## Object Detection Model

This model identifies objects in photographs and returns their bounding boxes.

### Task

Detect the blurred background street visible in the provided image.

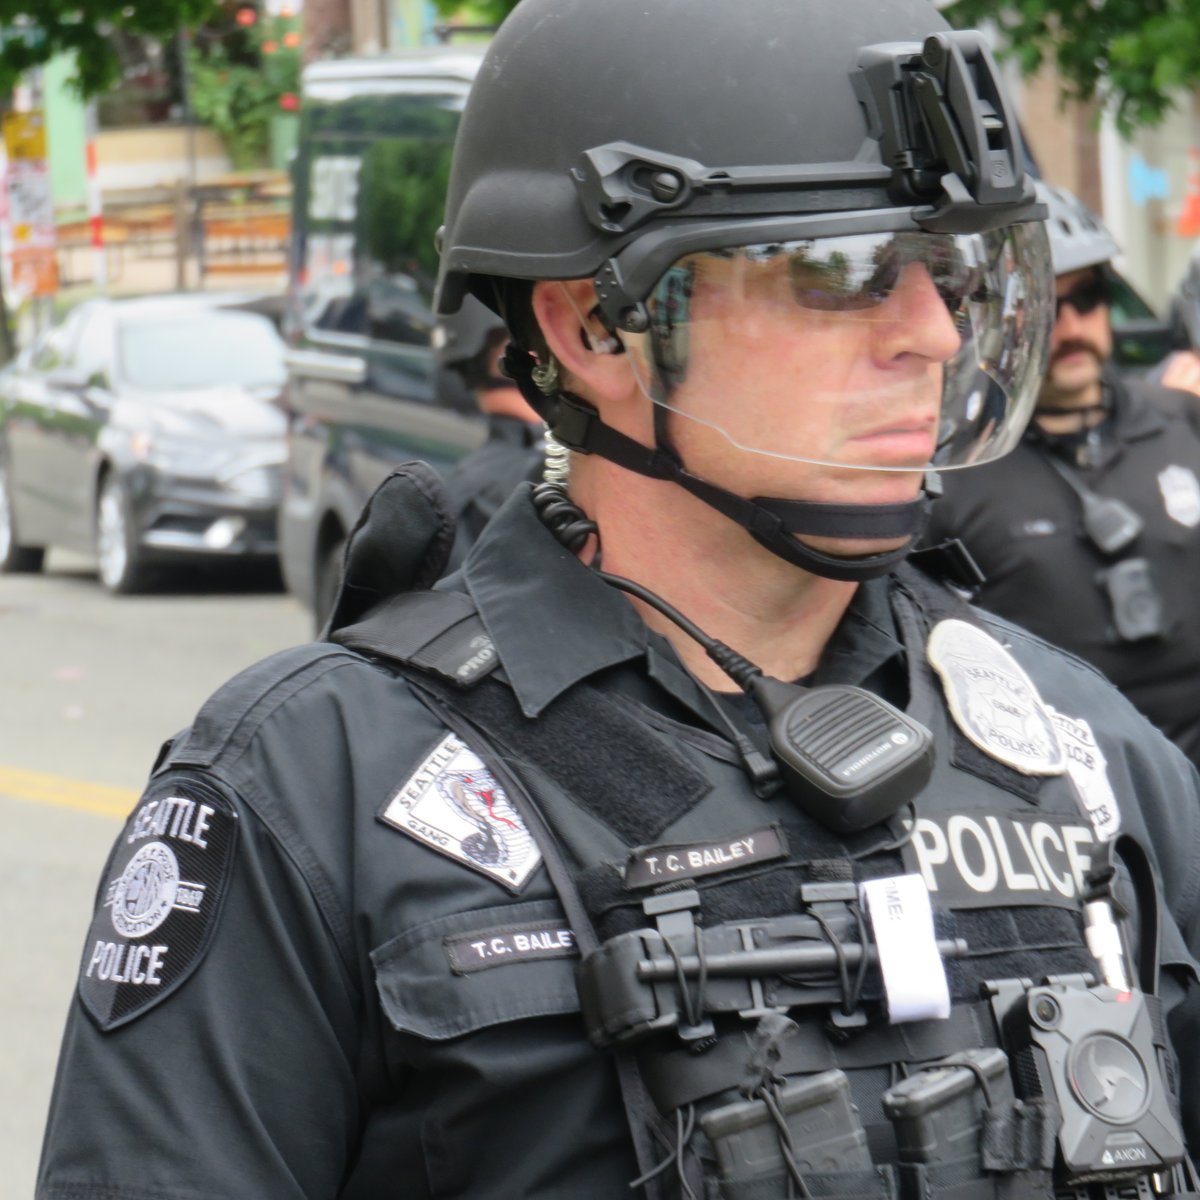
[0,552,308,1198]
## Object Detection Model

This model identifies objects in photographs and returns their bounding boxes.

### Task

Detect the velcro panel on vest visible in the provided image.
[938,907,1096,998]
[719,1164,898,1200]
[439,677,712,845]
[581,828,906,944]
[894,564,1043,805]
[899,1159,1046,1200]
[584,861,823,943]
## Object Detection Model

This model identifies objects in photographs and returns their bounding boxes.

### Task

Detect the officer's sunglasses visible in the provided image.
[1055,276,1110,319]
[788,236,985,317]
[694,231,990,321]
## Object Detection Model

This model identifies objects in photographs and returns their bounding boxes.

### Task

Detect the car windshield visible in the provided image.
[118,310,285,391]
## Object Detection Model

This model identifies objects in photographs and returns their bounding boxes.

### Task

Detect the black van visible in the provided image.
[279,49,488,624]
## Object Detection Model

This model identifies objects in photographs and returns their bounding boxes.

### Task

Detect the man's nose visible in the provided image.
[1053,299,1087,338]
[871,263,963,365]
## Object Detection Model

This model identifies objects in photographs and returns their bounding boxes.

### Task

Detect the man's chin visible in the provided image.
[1045,361,1101,398]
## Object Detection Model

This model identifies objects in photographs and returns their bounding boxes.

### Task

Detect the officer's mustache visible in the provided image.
[1051,338,1103,367]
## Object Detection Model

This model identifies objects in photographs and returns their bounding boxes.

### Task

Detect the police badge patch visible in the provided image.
[79,781,238,1031]
[927,619,1066,776]
[1157,464,1200,528]
[380,732,542,892]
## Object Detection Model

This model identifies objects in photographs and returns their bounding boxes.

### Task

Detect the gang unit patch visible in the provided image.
[1158,464,1200,528]
[79,782,238,1031]
[380,731,541,893]
[927,619,1065,776]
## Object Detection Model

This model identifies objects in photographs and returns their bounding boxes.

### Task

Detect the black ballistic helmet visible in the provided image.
[436,0,1040,328]
[433,294,507,373]
[435,0,1050,581]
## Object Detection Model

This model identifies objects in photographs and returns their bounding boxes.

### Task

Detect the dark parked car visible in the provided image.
[278,49,488,625]
[0,292,288,592]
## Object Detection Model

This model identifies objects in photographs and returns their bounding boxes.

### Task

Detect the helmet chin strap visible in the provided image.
[503,344,930,582]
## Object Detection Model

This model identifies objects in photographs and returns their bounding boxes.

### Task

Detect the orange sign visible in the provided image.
[11,247,58,296]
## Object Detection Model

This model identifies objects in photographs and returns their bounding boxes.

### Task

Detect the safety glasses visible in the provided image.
[702,232,988,319]
[1055,276,1110,319]
[631,221,1055,473]
[788,235,985,317]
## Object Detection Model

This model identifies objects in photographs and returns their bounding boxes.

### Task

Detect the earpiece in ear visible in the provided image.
[581,326,624,355]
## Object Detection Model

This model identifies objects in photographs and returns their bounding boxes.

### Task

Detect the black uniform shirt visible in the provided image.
[929,373,1200,768]
[442,413,545,571]
[37,486,1200,1199]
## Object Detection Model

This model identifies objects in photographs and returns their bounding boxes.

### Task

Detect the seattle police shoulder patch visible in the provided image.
[78,778,238,1031]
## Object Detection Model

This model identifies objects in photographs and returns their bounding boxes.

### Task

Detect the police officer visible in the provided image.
[434,295,546,570]
[929,183,1200,770]
[1152,241,1200,397]
[37,3,1200,1198]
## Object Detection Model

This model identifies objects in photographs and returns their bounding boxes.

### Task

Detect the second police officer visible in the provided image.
[929,183,1200,771]
[37,1,1200,1198]
[433,295,546,571]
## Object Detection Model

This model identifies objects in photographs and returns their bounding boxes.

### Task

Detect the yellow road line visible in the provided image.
[0,766,138,819]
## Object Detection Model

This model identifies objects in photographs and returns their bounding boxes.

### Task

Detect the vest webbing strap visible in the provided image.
[388,663,677,1200]
[638,1001,993,1114]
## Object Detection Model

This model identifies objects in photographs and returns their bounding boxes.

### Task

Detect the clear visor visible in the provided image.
[625,223,1053,472]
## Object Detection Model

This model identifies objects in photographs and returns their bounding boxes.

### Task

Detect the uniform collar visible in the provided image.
[1104,371,1167,443]
[461,490,907,717]
[1030,369,1165,451]
[461,488,648,717]
[485,413,545,447]
[814,575,905,690]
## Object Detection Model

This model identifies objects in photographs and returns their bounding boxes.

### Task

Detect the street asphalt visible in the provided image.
[1,550,310,1199]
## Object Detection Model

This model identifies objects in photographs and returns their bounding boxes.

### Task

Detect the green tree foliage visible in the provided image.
[0,0,217,98]
[946,0,1200,134]
[430,0,516,32]
[187,8,301,169]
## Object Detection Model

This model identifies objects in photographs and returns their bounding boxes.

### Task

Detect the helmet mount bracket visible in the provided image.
[575,32,1042,332]
[854,32,1031,228]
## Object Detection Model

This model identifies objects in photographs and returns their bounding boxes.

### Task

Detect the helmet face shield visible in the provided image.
[625,222,1053,472]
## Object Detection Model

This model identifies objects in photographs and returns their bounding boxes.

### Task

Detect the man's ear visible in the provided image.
[532,280,636,403]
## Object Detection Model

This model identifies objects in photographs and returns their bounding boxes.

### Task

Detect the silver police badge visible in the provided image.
[381,732,542,892]
[927,619,1066,776]
[1157,464,1200,528]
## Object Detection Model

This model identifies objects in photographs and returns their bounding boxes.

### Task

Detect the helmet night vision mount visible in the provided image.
[576,30,1038,336]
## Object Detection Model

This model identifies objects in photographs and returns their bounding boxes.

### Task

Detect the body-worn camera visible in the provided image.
[985,974,1186,1186]
[1098,558,1165,643]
